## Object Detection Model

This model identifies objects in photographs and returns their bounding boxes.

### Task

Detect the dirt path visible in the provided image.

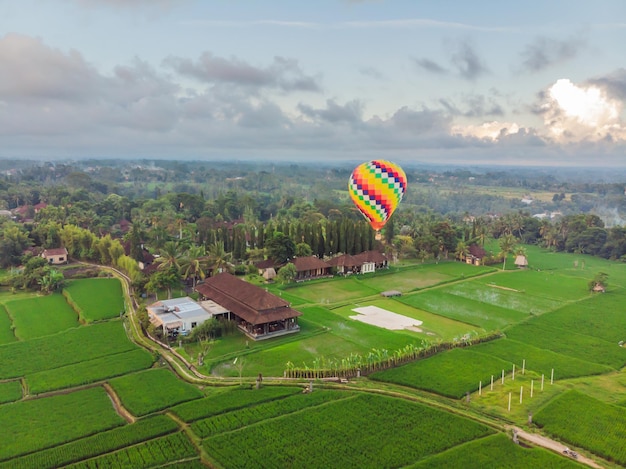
[509,426,603,468]
[103,383,136,424]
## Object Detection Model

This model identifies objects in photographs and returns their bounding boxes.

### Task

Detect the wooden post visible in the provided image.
[551,368,554,384]
[502,369,505,384]
[508,392,511,412]
[522,359,525,375]
[490,375,494,391]
[512,364,515,380]
[479,381,482,396]
[531,379,534,398]
[541,374,544,391]
[520,386,523,404]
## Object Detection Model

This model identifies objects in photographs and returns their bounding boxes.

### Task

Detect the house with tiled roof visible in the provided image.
[196,272,301,340]
[327,254,360,275]
[42,247,69,265]
[289,256,332,281]
[352,250,388,274]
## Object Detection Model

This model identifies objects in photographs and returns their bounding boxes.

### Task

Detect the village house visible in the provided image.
[146,296,220,337]
[290,256,332,281]
[196,272,302,341]
[328,250,389,275]
[41,247,69,265]
[465,244,486,266]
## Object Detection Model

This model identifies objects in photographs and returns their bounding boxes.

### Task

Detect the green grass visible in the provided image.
[108,368,203,416]
[1,414,178,469]
[191,389,352,438]
[0,320,136,379]
[0,380,22,404]
[441,280,563,315]
[5,294,79,340]
[280,277,378,304]
[0,305,16,345]
[410,433,581,468]
[65,431,198,469]
[400,290,526,331]
[504,322,626,370]
[370,348,514,399]
[204,393,494,469]
[170,385,303,422]
[471,338,613,379]
[0,386,126,462]
[26,349,155,394]
[534,390,626,465]
[63,278,125,322]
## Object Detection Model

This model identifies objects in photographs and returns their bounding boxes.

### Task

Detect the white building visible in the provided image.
[147,297,224,336]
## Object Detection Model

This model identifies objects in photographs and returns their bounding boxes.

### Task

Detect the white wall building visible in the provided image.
[147,297,220,335]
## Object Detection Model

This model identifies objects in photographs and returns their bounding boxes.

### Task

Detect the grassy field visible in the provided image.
[5,294,78,340]
[2,246,626,467]
[203,392,495,469]
[63,278,125,322]
[108,368,204,416]
[0,305,16,345]
[0,386,126,462]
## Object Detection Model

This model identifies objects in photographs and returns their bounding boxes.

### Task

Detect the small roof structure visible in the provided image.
[147,296,212,331]
[514,255,528,268]
[196,272,302,326]
[381,290,402,297]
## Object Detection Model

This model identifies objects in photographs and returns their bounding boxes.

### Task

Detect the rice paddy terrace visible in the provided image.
[1,246,625,468]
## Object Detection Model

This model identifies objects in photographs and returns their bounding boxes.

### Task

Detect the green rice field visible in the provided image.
[5,294,78,340]
[63,278,125,322]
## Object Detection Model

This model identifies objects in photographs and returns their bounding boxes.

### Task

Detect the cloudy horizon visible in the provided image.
[1,0,625,166]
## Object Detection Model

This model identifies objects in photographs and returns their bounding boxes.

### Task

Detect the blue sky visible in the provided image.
[1,0,625,166]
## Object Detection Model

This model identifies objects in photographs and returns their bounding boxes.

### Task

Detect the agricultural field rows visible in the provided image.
[62,278,125,323]
[203,393,495,468]
[534,390,626,465]
[0,414,179,469]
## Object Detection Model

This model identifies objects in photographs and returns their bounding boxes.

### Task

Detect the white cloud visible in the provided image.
[451,121,520,140]
[542,78,625,141]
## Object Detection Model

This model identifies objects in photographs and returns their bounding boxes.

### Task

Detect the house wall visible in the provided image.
[362,262,375,274]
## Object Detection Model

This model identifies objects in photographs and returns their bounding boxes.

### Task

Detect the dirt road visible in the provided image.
[510,426,603,468]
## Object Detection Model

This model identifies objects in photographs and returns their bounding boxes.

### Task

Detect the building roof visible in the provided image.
[196,272,301,325]
[147,297,211,327]
[42,247,68,257]
[290,256,331,272]
[514,255,528,266]
[469,244,486,259]
[353,250,387,264]
[327,254,359,268]
[255,259,276,270]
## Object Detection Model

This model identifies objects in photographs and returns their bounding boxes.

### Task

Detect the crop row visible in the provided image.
[171,385,301,423]
[530,292,626,344]
[0,305,16,345]
[534,390,626,465]
[192,389,353,438]
[204,393,494,468]
[370,348,513,398]
[471,338,612,379]
[0,414,178,469]
[505,322,626,369]
[109,368,203,416]
[0,386,125,462]
[6,294,78,340]
[26,348,155,394]
[63,278,124,323]
[0,321,135,378]
[411,433,580,468]
[66,432,198,469]
[0,380,22,404]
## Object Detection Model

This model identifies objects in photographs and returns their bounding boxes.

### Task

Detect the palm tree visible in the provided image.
[207,241,232,274]
[455,240,469,262]
[498,234,517,270]
[181,245,208,288]
[156,241,184,272]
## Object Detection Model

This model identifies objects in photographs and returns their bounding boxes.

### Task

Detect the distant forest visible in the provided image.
[1,159,626,293]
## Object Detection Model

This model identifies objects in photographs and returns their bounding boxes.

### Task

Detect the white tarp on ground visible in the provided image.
[350,305,423,331]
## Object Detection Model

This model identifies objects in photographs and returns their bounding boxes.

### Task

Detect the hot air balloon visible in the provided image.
[348,160,407,232]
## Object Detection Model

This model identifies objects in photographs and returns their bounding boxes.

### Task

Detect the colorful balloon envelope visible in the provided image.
[348,160,407,231]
